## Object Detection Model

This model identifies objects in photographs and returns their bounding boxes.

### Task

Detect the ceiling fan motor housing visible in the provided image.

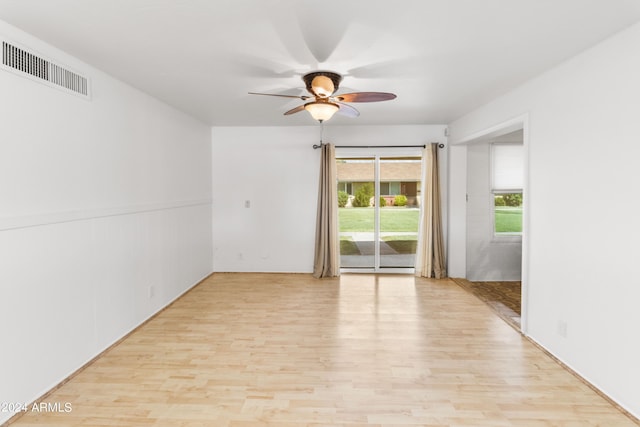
[303,71,342,97]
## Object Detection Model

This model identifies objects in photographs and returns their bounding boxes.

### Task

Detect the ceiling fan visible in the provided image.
[249,71,396,122]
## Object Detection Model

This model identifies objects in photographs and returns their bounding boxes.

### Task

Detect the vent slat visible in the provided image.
[1,41,89,97]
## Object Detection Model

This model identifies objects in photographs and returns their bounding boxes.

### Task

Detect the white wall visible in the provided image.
[211,125,447,272]
[448,21,640,418]
[0,21,213,424]
[466,141,522,281]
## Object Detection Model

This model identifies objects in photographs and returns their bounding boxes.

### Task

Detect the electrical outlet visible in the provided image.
[244,200,251,208]
[149,285,155,299]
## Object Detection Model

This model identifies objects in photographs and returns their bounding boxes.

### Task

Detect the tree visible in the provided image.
[337,191,349,208]
[353,183,374,207]
[502,193,522,207]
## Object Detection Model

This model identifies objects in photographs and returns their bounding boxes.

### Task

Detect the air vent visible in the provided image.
[2,41,90,98]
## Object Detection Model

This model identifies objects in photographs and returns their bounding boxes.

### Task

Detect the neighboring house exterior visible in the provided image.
[336,159,422,206]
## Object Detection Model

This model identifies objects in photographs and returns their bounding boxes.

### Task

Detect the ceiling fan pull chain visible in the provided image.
[312,122,325,149]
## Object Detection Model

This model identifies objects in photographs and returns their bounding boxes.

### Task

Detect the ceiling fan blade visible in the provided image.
[249,92,311,100]
[333,92,397,103]
[284,105,306,115]
[336,102,359,118]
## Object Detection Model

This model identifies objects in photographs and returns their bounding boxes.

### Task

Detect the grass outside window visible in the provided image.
[494,206,523,233]
[338,207,419,232]
[339,208,419,255]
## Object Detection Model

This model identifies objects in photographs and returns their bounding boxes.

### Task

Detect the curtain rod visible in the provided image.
[312,143,444,149]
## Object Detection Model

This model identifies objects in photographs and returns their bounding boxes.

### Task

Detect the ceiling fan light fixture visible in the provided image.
[251,70,394,121]
[305,101,339,122]
[311,75,335,97]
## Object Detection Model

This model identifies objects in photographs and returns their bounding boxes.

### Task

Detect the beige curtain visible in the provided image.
[313,143,340,278]
[415,143,447,278]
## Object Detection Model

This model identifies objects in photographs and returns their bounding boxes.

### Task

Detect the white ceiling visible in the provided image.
[1,0,640,126]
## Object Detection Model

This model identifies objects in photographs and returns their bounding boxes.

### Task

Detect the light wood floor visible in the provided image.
[6,273,638,426]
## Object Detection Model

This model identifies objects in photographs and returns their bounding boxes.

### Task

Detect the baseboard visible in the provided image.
[1,271,215,427]
[524,335,640,425]
[451,277,639,425]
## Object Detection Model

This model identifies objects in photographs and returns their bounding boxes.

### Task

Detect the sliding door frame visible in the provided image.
[337,146,423,274]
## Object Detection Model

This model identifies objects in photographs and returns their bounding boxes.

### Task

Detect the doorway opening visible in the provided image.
[462,126,526,330]
[336,154,422,273]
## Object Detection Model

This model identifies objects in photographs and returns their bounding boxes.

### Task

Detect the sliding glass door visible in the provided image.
[379,157,421,268]
[337,152,422,272]
[337,157,375,269]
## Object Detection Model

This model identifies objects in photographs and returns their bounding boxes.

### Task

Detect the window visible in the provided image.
[380,182,390,195]
[492,143,523,235]
[337,182,353,194]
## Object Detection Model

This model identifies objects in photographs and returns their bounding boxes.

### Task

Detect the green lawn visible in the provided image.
[338,207,419,232]
[340,238,360,255]
[382,238,417,254]
[340,235,417,255]
[495,207,523,233]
